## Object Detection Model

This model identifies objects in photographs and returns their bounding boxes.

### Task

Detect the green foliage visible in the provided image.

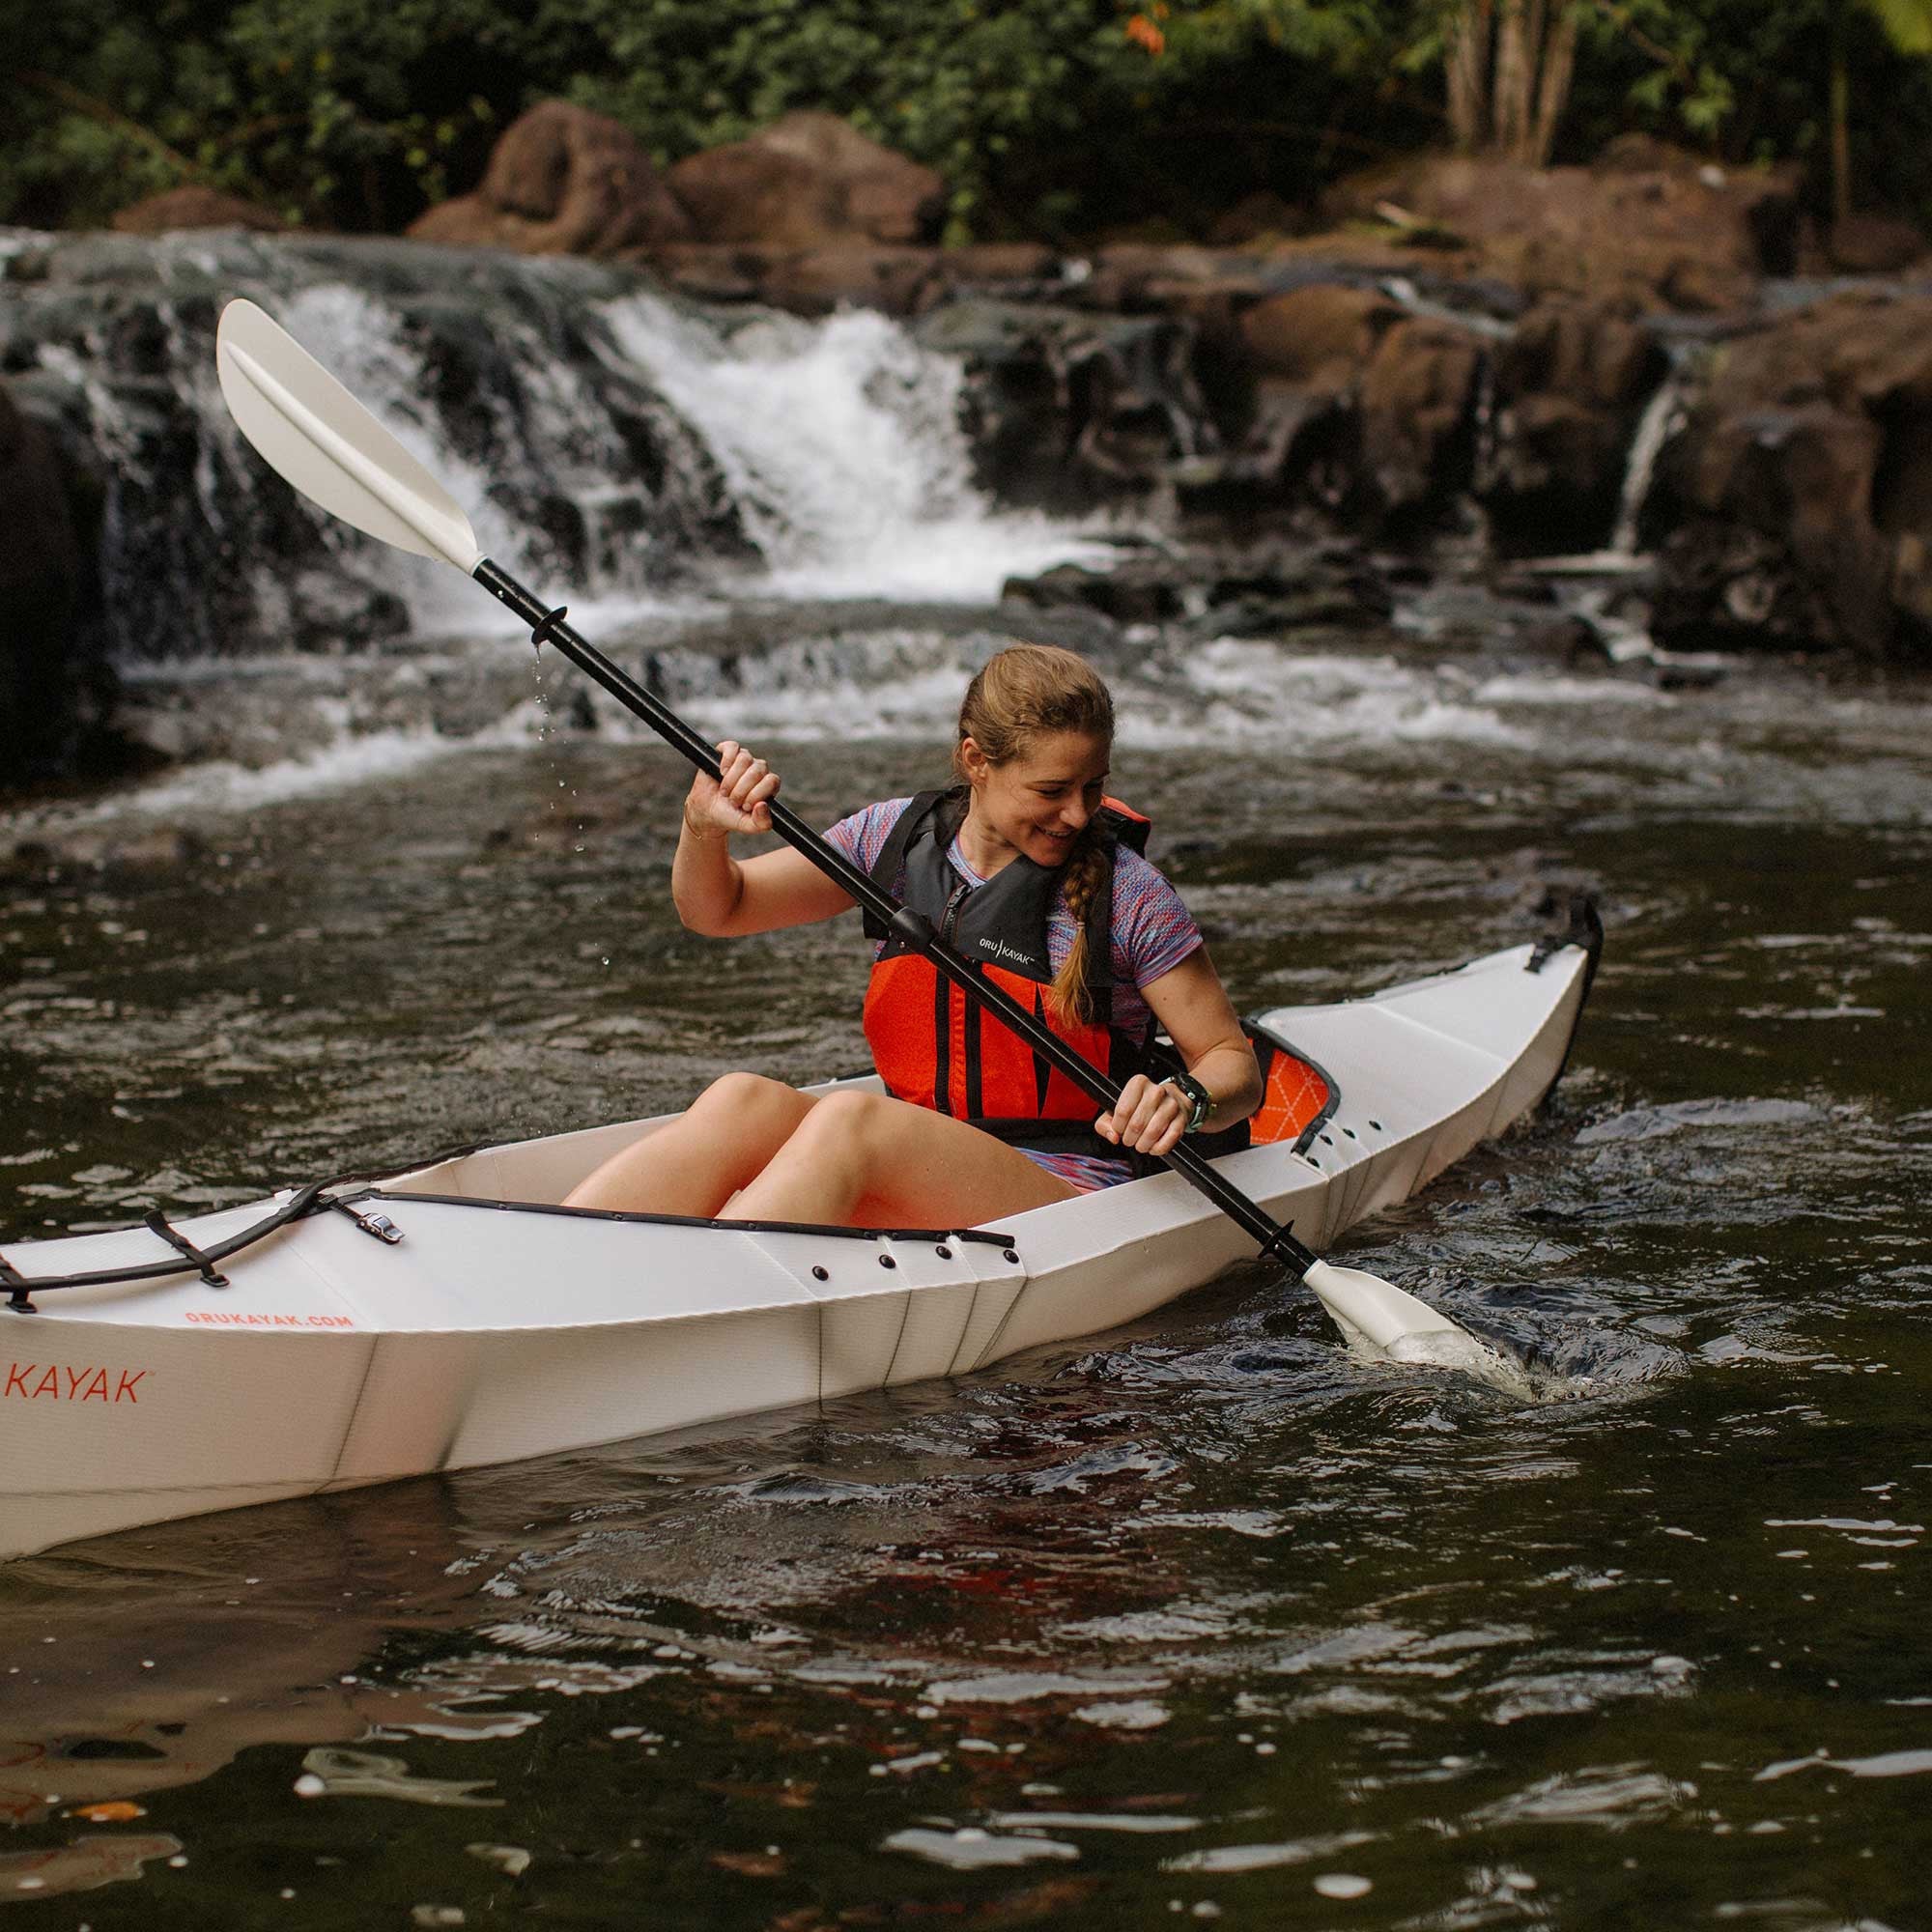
[7,0,1932,239]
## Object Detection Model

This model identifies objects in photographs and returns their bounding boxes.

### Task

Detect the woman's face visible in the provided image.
[961,728,1111,869]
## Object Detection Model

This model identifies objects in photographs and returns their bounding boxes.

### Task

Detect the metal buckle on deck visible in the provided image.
[334,1201,405,1245]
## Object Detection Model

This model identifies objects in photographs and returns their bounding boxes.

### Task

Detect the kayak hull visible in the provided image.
[0,932,1595,1563]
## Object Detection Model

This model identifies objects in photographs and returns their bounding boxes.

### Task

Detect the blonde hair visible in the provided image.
[955,644,1115,1027]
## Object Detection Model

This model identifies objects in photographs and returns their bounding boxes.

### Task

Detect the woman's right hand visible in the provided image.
[684,740,781,839]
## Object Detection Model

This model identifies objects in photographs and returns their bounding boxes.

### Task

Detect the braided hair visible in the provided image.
[955,644,1116,1027]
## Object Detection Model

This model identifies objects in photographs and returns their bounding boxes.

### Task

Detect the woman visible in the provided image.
[564,644,1261,1227]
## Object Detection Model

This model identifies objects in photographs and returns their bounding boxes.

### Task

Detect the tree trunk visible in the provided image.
[1527,6,1578,166]
[1492,0,1530,159]
[1445,0,1493,152]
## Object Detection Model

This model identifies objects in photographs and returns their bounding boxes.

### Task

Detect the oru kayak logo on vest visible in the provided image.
[6,1361,150,1404]
[978,936,1042,972]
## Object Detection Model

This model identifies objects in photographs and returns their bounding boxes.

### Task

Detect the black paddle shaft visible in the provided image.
[473,558,1315,1271]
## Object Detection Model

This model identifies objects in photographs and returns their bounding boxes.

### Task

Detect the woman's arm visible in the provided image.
[1094,946,1262,1158]
[673,741,859,936]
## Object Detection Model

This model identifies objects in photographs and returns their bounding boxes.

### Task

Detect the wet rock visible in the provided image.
[1359,315,1485,522]
[667,112,944,249]
[747,246,948,319]
[409,101,692,257]
[1001,562,1183,623]
[1484,298,1670,554]
[1002,544,1395,639]
[111,186,286,235]
[0,384,123,788]
[1646,291,1932,656]
[1,825,206,882]
[913,300,1215,508]
[285,569,411,655]
[1237,284,1402,386]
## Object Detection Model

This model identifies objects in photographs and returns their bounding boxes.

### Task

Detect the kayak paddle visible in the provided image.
[213,296,1534,1397]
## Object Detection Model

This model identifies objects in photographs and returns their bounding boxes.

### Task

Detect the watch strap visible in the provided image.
[1168,1072,1212,1134]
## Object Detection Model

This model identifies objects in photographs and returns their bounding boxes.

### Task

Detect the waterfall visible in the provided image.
[1607,361,1690,558]
[596,295,1106,601]
[1,232,1106,667]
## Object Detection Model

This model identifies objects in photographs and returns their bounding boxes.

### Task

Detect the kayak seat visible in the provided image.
[1242,1021,1340,1153]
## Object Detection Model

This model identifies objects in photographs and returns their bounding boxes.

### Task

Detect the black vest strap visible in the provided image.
[863,787,1119,1012]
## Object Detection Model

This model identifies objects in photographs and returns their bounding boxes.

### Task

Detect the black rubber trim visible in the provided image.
[344,1188,1017,1249]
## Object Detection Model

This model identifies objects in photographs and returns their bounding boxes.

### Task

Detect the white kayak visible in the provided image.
[0,916,1598,1563]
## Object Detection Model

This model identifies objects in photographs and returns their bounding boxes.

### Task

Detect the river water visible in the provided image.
[2,608,1927,1927]
[3,277,1931,1924]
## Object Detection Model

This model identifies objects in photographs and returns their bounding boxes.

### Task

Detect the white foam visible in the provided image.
[1122,640,1534,751]
[598,296,1113,602]
[71,725,476,818]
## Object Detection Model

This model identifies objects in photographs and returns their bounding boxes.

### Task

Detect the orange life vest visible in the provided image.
[859,788,1153,1155]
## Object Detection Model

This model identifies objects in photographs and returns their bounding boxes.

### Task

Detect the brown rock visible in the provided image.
[1237,284,1402,385]
[111,185,285,234]
[1827,213,1927,275]
[1323,148,1800,312]
[753,246,947,319]
[646,242,775,303]
[408,100,690,257]
[1359,315,1484,512]
[1649,291,1932,654]
[668,112,943,248]
[938,243,1059,285]
[1506,297,1661,412]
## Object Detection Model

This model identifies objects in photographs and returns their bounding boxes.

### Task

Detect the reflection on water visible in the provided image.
[1,617,1929,1924]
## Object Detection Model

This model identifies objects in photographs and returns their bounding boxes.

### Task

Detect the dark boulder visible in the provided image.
[1484,297,1670,554]
[409,101,693,257]
[667,113,944,249]
[913,300,1216,510]
[1647,292,1932,656]
[0,385,120,787]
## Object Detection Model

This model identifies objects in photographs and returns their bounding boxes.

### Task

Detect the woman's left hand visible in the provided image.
[1094,1073,1193,1158]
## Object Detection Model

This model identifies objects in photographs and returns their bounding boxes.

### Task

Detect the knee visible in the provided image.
[692,1071,796,1126]
[781,1089,891,1158]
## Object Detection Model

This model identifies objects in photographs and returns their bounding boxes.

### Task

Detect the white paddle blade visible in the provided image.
[215,298,485,574]
[1302,1259,1535,1400]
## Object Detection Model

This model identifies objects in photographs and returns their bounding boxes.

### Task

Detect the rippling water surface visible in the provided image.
[1,613,1928,1927]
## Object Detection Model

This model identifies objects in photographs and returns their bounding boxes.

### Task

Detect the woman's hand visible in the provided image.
[685,740,780,839]
[1094,1072,1195,1158]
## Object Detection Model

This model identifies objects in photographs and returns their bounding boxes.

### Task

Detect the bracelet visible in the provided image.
[1167,1072,1212,1135]
[682,809,722,841]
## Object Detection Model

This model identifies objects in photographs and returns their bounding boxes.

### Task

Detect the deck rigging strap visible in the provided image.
[143,1210,232,1288]
[0,1137,497,1297]
[0,1249,36,1315]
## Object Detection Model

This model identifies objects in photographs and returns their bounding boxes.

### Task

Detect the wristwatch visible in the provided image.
[1168,1072,1213,1135]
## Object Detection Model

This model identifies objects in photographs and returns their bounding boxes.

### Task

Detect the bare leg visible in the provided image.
[563,1073,816,1215]
[724,1090,1080,1228]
